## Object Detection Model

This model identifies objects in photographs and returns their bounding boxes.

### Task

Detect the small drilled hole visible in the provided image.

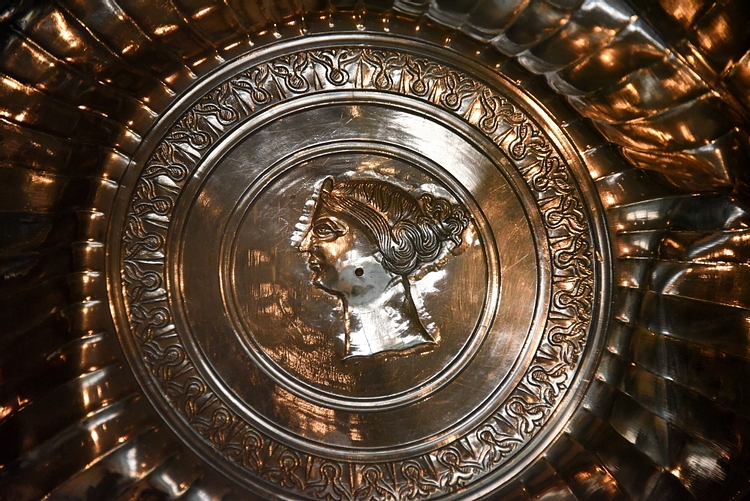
[355,267,364,277]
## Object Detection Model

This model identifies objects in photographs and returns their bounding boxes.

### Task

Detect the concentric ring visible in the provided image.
[111,35,608,497]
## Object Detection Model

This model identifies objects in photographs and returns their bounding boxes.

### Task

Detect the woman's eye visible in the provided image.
[314,224,332,237]
[313,220,344,239]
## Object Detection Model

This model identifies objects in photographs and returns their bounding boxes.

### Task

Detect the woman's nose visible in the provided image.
[299,229,314,251]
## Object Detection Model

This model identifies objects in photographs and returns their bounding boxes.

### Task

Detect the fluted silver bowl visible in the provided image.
[1,1,750,500]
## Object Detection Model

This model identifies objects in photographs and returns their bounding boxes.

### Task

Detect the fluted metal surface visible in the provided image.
[1,0,749,499]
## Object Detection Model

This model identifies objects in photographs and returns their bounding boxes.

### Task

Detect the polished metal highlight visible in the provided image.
[1,1,749,501]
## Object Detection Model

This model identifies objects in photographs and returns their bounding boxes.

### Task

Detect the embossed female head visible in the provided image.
[298,176,469,358]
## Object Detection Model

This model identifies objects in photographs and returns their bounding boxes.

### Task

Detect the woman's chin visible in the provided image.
[311,278,341,296]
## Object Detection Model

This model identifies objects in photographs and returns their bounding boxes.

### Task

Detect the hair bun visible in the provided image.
[419,193,470,247]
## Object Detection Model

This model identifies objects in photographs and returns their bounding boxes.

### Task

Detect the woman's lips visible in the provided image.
[306,256,322,270]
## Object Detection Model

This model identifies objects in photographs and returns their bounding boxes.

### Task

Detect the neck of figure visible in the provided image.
[342,276,433,359]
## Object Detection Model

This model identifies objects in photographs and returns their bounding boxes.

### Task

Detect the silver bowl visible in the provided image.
[1,1,749,500]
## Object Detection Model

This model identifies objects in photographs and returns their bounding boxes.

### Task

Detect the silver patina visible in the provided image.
[3,2,749,501]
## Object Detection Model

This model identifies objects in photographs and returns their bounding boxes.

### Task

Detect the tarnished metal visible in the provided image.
[1,1,749,500]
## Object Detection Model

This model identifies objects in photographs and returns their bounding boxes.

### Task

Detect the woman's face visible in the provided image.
[298,203,383,298]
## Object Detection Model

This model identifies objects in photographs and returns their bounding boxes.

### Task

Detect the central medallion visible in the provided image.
[220,145,499,411]
[111,35,607,499]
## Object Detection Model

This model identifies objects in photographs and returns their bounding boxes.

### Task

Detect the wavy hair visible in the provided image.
[317,177,469,276]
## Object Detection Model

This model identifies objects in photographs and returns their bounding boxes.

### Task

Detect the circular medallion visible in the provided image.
[111,35,608,499]
[222,146,496,409]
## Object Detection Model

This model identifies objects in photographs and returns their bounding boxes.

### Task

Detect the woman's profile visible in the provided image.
[297,176,469,359]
